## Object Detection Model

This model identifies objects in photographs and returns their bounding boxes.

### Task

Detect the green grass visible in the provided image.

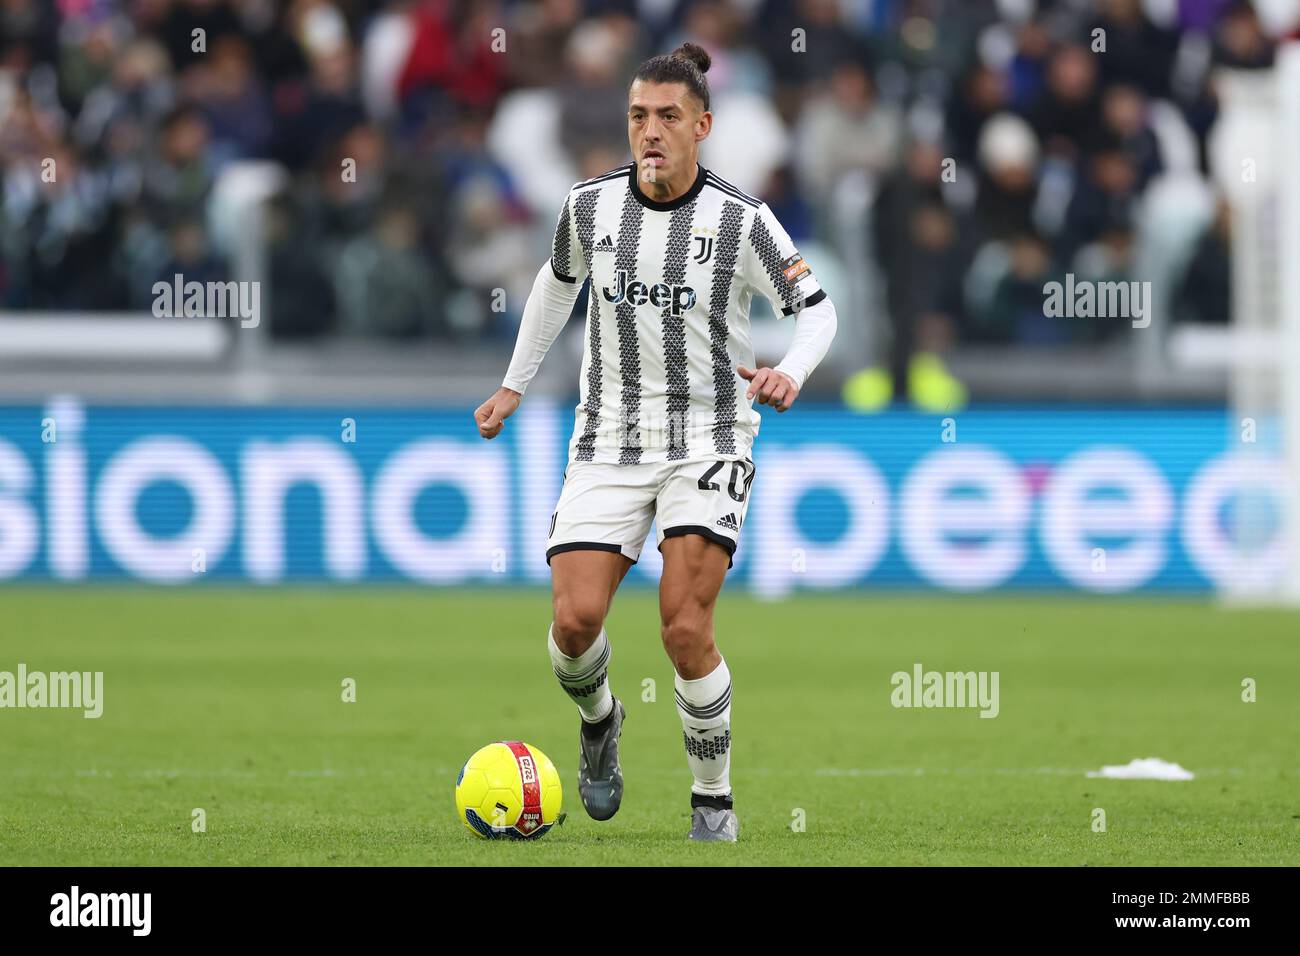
[1,587,1297,865]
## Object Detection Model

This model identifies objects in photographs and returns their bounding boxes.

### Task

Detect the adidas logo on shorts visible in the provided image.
[716,513,739,532]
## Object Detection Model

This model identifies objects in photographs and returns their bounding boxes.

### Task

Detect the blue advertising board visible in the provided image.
[0,399,1288,595]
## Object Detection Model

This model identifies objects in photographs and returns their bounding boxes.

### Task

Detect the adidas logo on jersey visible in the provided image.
[601,269,697,315]
[595,234,615,252]
[716,513,739,532]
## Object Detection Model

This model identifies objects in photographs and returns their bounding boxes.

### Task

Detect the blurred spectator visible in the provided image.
[973,230,1056,345]
[264,192,335,339]
[1098,84,1163,190]
[872,139,965,395]
[759,0,873,115]
[947,63,1010,166]
[506,0,584,90]
[0,0,58,69]
[269,14,365,171]
[1026,44,1103,160]
[760,163,814,244]
[1089,0,1180,97]
[159,0,243,72]
[184,35,273,166]
[668,0,773,98]
[152,216,228,305]
[7,145,125,308]
[1210,0,1276,69]
[335,201,442,339]
[394,0,510,123]
[794,60,900,207]
[443,170,537,341]
[555,18,639,164]
[1058,146,1139,264]
[1174,195,1232,325]
[1071,226,1139,343]
[140,105,216,222]
[974,112,1039,242]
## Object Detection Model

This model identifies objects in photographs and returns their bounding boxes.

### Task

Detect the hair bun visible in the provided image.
[673,42,711,74]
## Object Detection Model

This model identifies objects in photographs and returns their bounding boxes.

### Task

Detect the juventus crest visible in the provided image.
[692,235,714,264]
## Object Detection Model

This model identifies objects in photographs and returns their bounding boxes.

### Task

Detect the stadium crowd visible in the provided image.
[0,0,1292,397]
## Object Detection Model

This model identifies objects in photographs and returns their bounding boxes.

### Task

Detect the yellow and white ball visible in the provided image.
[454,741,563,839]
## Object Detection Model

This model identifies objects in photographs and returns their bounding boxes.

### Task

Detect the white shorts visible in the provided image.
[546,456,756,570]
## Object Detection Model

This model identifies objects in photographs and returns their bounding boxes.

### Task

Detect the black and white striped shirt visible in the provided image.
[547,161,826,466]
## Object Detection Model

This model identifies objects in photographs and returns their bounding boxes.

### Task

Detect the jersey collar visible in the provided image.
[628,161,707,211]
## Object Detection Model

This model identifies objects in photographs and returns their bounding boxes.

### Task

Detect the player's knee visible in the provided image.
[660,612,713,672]
[551,600,605,655]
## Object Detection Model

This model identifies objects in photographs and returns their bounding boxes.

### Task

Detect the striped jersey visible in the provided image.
[549,160,825,466]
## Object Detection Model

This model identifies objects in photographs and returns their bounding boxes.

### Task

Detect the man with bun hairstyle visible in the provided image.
[475,42,837,842]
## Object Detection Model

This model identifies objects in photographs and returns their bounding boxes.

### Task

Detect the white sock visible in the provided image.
[548,623,614,723]
[674,658,732,797]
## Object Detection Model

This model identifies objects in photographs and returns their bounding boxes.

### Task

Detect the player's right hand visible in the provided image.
[474,387,521,439]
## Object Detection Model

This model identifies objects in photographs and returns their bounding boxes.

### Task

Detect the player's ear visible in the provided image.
[696,110,712,141]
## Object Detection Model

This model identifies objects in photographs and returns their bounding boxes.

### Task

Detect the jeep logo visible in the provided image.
[602,269,697,315]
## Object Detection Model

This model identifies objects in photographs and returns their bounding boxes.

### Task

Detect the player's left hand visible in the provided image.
[737,365,798,412]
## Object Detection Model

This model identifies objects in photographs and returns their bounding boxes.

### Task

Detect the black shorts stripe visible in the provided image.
[546,541,634,565]
[659,524,736,569]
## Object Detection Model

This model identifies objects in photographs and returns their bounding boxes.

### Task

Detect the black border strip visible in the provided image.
[546,541,635,565]
[659,524,736,569]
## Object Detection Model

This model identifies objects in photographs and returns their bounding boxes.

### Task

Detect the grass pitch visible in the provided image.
[1,587,1296,866]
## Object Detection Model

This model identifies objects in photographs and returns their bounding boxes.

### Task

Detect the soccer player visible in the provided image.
[474,42,837,842]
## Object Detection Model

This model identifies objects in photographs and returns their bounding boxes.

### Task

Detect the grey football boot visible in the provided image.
[578,697,626,820]
[688,792,738,842]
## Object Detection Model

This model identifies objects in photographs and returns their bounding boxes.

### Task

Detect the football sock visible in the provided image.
[548,623,614,724]
[675,657,732,798]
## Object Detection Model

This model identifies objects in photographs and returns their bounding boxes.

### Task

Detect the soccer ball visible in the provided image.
[454,741,563,839]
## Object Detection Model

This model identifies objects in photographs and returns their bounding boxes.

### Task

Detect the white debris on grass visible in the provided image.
[1086,758,1195,780]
